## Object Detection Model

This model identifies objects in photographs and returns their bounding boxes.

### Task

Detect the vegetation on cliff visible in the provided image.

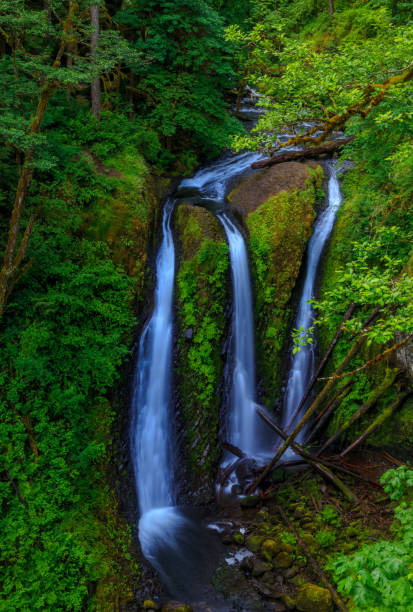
[174,205,229,494]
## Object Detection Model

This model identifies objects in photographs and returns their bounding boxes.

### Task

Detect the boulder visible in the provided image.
[161,602,193,612]
[296,584,333,612]
[246,535,265,552]
[273,551,293,570]
[143,601,160,610]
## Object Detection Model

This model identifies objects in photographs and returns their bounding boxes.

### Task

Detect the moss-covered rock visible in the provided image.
[174,204,229,498]
[161,602,193,612]
[296,583,333,612]
[229,162,323,405]
[82,149,166,308]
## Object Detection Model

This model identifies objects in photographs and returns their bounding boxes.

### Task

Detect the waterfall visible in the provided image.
[283,162,343,439]
[218,213,273,459]
[130,199,213,598]
[218,214,257,455]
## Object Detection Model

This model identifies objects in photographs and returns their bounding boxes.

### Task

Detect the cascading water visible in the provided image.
[131,200,208,597]
[180,152,274,462]
[283,161,343,440]
[218,214,257,456]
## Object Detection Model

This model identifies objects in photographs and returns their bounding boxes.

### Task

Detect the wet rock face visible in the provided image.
[296,584,333,612]
[173,204,229,501]
[227,161,319,218]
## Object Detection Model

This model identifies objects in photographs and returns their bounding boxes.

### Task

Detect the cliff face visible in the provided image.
[228,162,324,407]
[173,204,229,500]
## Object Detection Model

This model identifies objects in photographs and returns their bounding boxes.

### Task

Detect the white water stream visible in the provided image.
[283,161,343,439]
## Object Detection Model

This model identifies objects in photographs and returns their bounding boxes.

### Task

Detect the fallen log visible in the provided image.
[285,303,356,433]
[340,391,411,457]
[306,381,352,443]
[276,504,348,612]
[316,369,399,456]
[222,441,245,459]
[256,408,357,503]
[248,333,367,494]
[251,137,355,169]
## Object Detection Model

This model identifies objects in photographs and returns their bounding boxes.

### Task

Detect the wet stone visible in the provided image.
[296,583,333,612]
[252,559,272,577]
[161,602,193,612]
[240,495,261,508]
[273,551,293,569]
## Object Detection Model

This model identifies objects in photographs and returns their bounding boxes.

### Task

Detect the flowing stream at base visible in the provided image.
[283,161,343,441]
[130,151,343,599]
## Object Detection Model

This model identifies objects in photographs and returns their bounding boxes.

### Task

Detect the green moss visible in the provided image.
[174,205,229,492]
[317,165,412,447]
[80,149,166,309]
[247,177,319,405]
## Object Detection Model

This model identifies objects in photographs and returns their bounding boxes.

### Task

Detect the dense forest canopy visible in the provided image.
[0,0,412,610]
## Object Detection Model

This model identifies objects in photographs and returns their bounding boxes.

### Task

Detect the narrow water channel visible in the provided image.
[282,161,343,440]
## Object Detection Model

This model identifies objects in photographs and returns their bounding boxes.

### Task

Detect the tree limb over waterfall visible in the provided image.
[251,138,354,169]
[252,62,413,169]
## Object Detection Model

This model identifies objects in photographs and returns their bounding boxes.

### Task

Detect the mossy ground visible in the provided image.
[174,204,229,497]
[213,455,396,611]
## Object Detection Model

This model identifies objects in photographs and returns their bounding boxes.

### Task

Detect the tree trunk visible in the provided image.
[329,0,334,18]
[251,137,354,169]
[90,4,101,120]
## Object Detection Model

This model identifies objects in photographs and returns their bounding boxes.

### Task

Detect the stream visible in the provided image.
[130,146,343,603]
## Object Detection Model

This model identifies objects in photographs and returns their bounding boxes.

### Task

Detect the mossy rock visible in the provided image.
[161,602,193,612]
[273,551,293,569]
[173,204,229,498]
[301,533,318,552]
[296,584,333,612]
[246,535,265,552]
[261,538,279,559]
[227,161,322,218]
[143,601,160,610]
[240,162,323,405]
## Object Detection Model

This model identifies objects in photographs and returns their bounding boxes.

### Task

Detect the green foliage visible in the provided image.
[330,495,413,612]
[381,466,413,501]
[175,208,229,483]
[0,145,152,609]
[116,0,244,161]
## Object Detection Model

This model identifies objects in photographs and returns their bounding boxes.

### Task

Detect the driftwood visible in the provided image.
[248,332,367,494]
[251,138,354,169]
[285,303,356,434]
[222,441,245,459]
[276,504,348,612]
[319,333,413,382]
[257,408,357,502]
[316,369,399,456]
[340,391,411,457]
[307,382,352,443]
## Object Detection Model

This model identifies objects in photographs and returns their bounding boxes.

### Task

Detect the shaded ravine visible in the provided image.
[130,153,344,602]
[282,161,343,440]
